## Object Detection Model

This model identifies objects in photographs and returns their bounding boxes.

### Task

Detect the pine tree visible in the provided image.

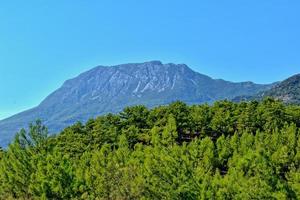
[162,114,178,145]
[0,100,300,199]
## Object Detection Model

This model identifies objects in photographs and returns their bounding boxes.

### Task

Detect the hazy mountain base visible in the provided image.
[1,99,300,199]
[0,61,273,147]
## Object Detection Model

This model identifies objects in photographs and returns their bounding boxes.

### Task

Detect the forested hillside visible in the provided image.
[1,98,300,199]
[234,74,300,104]
[260,74,300,104]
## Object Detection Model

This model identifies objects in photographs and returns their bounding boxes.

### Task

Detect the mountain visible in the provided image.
[234,74,300,104]
[260,74,300,104]
[0,61,273,147]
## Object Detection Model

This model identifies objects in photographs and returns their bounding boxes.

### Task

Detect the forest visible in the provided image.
[0,98,300,199]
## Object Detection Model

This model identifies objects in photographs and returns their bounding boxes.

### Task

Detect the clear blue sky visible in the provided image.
[0,0,300,120]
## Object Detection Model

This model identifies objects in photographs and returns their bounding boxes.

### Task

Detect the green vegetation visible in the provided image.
[1,98,300,199]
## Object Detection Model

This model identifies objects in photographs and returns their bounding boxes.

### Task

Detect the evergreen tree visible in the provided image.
[0,99,300,199]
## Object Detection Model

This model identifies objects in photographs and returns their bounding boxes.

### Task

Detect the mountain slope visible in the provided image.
[0,61,272,147]
[257,74,300,103]
[233,74,300,104]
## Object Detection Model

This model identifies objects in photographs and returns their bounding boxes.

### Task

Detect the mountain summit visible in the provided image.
[0,61,272,147]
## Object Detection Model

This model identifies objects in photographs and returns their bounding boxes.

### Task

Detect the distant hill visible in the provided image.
[234,74,300,104]
[261,74,300,104]
[0,61,273,147]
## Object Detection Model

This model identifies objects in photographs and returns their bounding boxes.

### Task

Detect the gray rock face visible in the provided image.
[0,61,272,147]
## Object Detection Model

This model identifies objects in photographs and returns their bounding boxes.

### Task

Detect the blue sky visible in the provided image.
[0,0,300,119]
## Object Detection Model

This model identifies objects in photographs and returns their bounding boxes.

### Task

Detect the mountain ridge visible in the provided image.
[0,61,273,147]
[262,74,300,103]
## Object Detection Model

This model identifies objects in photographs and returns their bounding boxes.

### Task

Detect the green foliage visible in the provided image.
[0,147,3,160]
[1,99,300,199]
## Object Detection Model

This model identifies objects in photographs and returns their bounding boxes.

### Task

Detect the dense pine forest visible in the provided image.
[1,98,300,199]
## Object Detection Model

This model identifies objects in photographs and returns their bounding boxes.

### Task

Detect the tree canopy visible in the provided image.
[1,99,300,199]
